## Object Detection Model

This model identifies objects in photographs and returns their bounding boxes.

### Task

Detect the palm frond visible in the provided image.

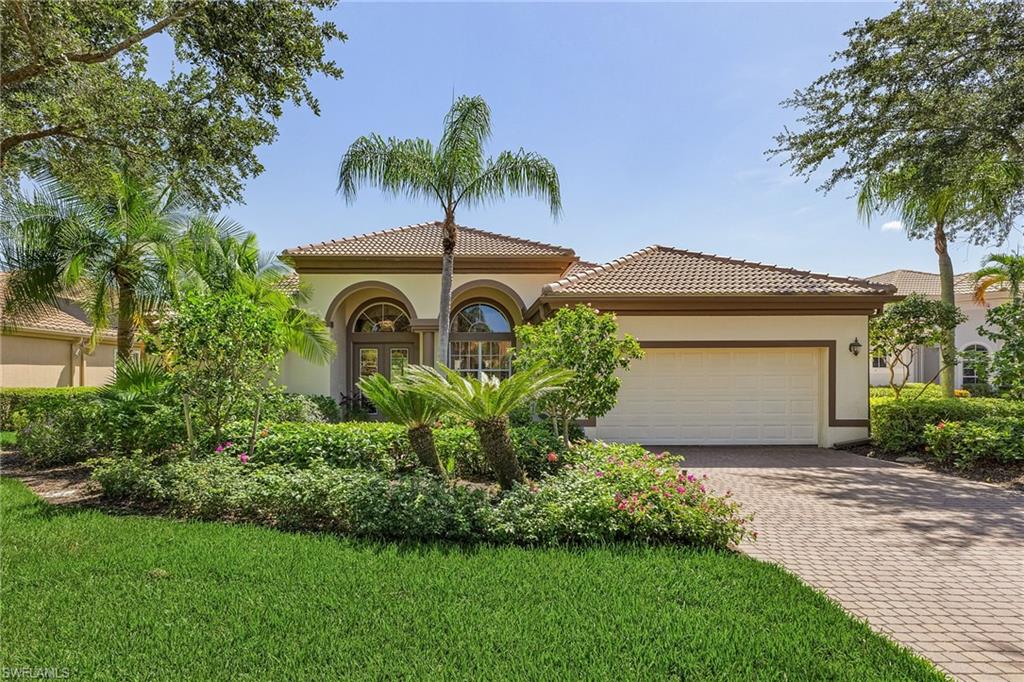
[457,150,562,218]
[338,134,442,204]
[357,373,442,427]
[97,355,169,404]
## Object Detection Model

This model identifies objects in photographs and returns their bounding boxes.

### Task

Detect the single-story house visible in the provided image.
[866,269,1009,390]
[0,272,120,388]
[281,222,897,447]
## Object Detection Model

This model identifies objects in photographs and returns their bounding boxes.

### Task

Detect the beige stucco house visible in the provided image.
[0,273,119,388]
[281,222,897,447]
[866,269,1010,390]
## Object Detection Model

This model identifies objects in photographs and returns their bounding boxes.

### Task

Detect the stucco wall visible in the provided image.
[607,315,870,446]
[0,334,118,388]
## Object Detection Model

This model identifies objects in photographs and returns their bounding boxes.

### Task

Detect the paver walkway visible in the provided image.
[674,447,1024,681]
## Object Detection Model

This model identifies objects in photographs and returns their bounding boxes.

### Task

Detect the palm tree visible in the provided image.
[858,159,1019,396]
[403,363,572,489]
[176,216,335,365]
[973,252,1024,304]
[0,170,187,359]
[357,373,445,477]
[337,96,562,367]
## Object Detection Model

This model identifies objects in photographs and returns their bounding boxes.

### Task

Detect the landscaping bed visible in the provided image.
[0,478,942,681]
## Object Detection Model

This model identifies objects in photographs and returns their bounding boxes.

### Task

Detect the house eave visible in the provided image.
[287,254,577,275]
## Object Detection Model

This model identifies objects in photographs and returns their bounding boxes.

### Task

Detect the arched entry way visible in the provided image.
[347,299,419,413]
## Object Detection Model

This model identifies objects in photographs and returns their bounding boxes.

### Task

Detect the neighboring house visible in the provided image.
[0,272,121,388]
[281,222,897,447]
[866,269,1010,390]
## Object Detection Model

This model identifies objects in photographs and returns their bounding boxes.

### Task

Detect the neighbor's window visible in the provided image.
[871,355,887,369]
[961,344,988,384]
[449,302,513,379]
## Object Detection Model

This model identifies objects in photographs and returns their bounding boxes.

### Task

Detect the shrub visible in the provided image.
[488,443,752,548]
[871,397,1024,453]
[923,417,1024,468]
[257,393,339,424]
[868,383,945,400]
[90,442,753,549]
[0,387,98,426]
[221,421,569,479]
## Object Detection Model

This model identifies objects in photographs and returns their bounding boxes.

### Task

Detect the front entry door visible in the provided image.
[353,343,413,415]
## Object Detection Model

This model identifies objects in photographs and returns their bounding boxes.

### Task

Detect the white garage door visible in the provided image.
[594,347,821,445]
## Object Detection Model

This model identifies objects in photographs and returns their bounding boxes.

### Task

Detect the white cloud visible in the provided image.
[881,220,903,231]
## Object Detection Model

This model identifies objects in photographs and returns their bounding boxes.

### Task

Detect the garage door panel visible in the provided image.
[595,348,821,445]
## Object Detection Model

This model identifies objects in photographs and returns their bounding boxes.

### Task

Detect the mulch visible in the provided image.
[0,450,104,506]
[844,443,1024,492]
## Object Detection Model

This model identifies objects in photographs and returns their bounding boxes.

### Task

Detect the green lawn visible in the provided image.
[0,431,15,447]
[0,479,940,681]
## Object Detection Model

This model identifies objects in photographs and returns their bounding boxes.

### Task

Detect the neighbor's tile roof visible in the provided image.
[544,246,896,296]
[0,272,114,338]
[867,269,982,296]
[283,221,575,258]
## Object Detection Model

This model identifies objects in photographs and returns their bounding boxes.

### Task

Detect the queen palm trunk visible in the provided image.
[934,219,956,397]
[116,284,138,361]
[408,424,444,477]
[436,214,456,369]
[475,415,526,489]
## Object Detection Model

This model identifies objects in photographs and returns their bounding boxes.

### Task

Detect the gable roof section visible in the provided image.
[867,269,985,297]
[0,272,114,339]
[283,221,574,258]
[544,246,896,297]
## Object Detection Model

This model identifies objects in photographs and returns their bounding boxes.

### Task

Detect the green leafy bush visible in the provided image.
[923,417,1024,468]
[868,383,945,400]
[871,397,1024,453]
[90,442,753,549]
[221,421,569,478]
[256,393,340,424]
[0,387,98,426]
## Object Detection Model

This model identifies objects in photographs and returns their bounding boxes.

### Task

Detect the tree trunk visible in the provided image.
[116,285,137,361]
[475,416,526,490]
[934,220,956,397]
[437,212,457,369]
[408,424,445,478]
[247,394,263,459]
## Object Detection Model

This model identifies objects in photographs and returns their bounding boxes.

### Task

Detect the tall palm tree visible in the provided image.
[176,215,335,365]
[973,252,1024,304]
[403,363,572,489]
[337,96,562,366]
[0,170,187,359]
[858,160,1019,396]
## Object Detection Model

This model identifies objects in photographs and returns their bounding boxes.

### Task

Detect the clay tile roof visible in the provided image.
[0,272,114,338]
[282,221,575,258]
[543,246,896,297]
[867,269,985,296]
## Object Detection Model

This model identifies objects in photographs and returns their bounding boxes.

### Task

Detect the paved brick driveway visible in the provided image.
[674,446,1023,682]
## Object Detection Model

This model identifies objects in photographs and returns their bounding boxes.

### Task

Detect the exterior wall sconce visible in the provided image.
[849,337,863,356]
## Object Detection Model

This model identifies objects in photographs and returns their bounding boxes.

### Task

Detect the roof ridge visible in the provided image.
[648,245,897,294]
[543,245,659,293]
[282,221,575,257]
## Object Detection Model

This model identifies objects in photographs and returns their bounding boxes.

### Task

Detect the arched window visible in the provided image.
[352,301,410,333]
[449,302,514,379]
[961,344,989,384]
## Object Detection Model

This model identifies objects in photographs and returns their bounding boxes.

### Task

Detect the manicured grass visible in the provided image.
[0,479,940,681]
[0,431,15,447]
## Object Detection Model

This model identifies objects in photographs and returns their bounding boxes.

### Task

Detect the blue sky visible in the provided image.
[180,2,1022,278]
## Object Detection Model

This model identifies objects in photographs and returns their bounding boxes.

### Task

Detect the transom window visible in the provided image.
[449,302,514,379]
[353,302,410,333]
[961,344,988,384]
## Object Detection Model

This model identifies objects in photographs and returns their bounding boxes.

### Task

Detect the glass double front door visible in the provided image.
[354,344,412,414]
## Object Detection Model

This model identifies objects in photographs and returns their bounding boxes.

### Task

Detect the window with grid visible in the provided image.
[871,355,887,369]
[449,303,514,379]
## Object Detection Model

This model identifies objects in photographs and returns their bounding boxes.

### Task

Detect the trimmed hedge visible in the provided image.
[221,421,567,478]
[924,417,1024,468]
[0,387,98,426]
[871,397,1024,454]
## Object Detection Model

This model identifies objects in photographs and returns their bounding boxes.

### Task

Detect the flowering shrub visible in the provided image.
[489,443,752,548]
[923,417,1024,468]
[871,397,1024,453]
[91,442,753,550]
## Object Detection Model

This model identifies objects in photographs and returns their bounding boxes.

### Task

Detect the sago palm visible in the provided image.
[0,170,187,359]
[973,252,1024,304]
[403,364,572,489]
[357,372,445,477]
[338,95,562,366]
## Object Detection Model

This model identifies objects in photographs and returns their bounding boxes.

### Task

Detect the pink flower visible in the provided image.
[699,485,706,493]
[937,422,946,429]
[238,453,249,463]
[547,452,558,463]
[594,470,604,478]
[676,486,685,494]
[214,445,224,454]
